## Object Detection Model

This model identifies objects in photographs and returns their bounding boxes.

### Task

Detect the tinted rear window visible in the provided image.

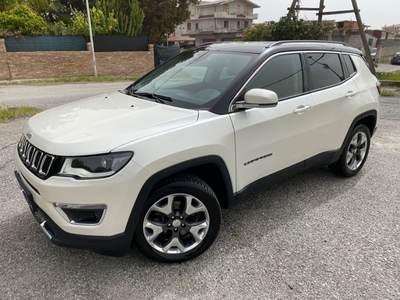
[307,53,344,90]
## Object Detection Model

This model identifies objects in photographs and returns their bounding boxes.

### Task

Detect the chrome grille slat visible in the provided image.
[31,150,43,172]
[17,135,56,179]
[38,155,54,178]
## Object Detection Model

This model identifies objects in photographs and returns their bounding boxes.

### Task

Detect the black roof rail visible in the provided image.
[269,40,350,48]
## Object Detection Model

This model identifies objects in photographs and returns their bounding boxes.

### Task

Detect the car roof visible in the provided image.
[198,41,362,55]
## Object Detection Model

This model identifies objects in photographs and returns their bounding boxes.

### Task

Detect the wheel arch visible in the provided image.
[124,156,235,234]
[341,110,377,151]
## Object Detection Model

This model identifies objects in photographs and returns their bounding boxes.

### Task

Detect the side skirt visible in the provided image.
[231,150,341,206]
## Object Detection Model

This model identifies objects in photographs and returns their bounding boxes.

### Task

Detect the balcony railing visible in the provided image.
[190,12,258,20]
[182,27,248,35]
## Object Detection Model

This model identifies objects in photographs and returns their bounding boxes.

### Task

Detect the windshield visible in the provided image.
[130,48,255,110]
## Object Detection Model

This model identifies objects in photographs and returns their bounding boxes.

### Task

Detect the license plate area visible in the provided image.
[14,171,53,238]
[14,171,36,211]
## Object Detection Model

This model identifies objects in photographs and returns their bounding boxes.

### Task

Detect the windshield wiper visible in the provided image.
[130,91,173,104]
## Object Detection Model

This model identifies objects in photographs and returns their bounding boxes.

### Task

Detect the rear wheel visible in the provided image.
[134,175,221,263]
[329,124,371,177]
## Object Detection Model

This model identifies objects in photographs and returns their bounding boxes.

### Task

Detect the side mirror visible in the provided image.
[233,89,278,110]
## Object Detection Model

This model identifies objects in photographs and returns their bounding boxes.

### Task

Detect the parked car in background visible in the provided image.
[14,41,381,263]
[370,47,377,60]
[391,52,400,65]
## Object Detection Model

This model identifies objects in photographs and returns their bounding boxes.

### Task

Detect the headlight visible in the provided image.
[59,152,133,179]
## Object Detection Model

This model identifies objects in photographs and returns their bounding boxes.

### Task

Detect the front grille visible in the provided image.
[17,135,57,179]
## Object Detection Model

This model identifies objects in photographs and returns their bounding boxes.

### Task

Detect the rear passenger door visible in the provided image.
[306,52,361,158]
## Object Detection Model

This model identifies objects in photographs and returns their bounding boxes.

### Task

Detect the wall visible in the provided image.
[0,39,10,79]
[331,30,377,50]
[0,39,154,80]
[376,39,400,63]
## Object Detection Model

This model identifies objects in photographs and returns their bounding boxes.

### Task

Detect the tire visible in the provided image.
[329,124,371,177]
[134,174,221,263]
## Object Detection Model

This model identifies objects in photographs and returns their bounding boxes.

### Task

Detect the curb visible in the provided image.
[380,80,400,87]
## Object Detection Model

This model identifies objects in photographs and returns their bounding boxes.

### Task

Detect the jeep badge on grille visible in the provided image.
[26,132,33,139]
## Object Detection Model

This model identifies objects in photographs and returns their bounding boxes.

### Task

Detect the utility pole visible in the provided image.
[86,0,97,77]
[351,0,376,75]
[318,0,325,24]
[287,0,297,18]
[289,0,376,74]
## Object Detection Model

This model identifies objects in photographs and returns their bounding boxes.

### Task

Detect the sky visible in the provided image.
[251,0,400,30]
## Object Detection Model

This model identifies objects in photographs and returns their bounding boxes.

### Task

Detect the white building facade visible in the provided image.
[382,24,400,35]
[176,0,260,45]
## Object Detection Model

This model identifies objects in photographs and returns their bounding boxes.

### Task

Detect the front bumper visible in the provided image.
[14,141,152,252]
[14,170,134,252]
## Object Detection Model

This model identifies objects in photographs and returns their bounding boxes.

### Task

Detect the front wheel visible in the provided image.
[329,124,371,177]
[134,175,221,263]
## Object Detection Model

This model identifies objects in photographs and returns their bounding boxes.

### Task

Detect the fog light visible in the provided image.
[54,204,106,225]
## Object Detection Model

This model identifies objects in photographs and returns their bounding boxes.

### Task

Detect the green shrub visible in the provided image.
[69,6,118,35]
[48,20,70,35]
[241,17,332,41]
[380,89,396,97]
[0,4,49,36]
[377,71,400,81]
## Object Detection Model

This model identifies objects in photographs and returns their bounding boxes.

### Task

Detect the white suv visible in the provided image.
[15,41,380,262]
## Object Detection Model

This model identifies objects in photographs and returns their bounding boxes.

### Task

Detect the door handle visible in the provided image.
[293,105,311,115]
[345,91,357,97]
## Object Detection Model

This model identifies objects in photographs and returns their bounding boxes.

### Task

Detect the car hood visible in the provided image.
[24,92,199,156]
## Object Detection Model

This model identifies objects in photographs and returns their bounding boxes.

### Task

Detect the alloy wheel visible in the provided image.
[346,131,368,171]
[143,193,210,254]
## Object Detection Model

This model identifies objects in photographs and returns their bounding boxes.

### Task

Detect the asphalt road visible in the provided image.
[0,83,399,300]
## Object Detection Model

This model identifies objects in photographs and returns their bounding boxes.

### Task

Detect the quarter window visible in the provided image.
[246,54,304,99]
[307,53,344,90]
[343,54,357,77]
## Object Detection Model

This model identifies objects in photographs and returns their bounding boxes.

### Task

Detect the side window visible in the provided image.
[307,53,344,90]
[246,54,304,99]
[343,54,357,77]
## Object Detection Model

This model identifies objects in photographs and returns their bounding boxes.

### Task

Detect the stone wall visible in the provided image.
[0,39,154,80]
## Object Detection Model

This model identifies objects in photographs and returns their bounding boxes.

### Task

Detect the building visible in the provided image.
[332,20,377,50]
[382,24,400,35]
[176,0,260,45]
[366,30,396,41]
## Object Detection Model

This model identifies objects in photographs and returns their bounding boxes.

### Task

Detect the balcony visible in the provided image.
[190,12,258,20]
[181,26,248,35]
[247,13,258,19]
[214,12,258,19]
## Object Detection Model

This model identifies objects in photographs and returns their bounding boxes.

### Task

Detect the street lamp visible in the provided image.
[85,0,97,77]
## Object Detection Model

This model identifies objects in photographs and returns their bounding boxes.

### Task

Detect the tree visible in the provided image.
[0,3,49,35]
[241,17,332,41]
[0,0,13,12]
[69,5,117,35]
[138,0,199,45]
[57,0,95,23]
[96,0,144,36]
[58,0,95,12]
[25,0,64,23]
[240,22,271,41]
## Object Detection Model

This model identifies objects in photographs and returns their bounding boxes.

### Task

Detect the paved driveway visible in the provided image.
[0,83,399,299]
